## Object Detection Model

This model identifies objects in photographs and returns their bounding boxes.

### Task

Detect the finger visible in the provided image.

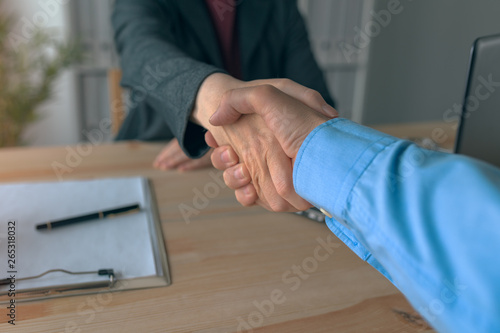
[259,175,296,212]
[205,131,219,148]
[255,198,272,211]
[211,146,239,170]
[270,79,338,118]
[210,85,283,126]
[210,86,328,159]
[153,139,189,170]
[250,149,297,213]
[245,78,338,118]
[177,152,213,172]
[235,184,258,207]
[267,149,312,212]
[223,163,251,190]
[210,84,324,127]
[264,145,311,212]
[157,149,190,170]
[153,140,177,168]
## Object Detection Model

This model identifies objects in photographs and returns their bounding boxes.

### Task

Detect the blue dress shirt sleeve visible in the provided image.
[293,118,500,333]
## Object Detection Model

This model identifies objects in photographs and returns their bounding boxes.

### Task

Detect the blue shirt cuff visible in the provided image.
[293,118,397,222]
[293,118,397,278]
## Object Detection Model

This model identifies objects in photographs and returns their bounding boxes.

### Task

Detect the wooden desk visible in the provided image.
[0,138,436,332]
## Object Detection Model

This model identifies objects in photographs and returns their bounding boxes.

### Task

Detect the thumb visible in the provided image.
[204,131,219,148]
[209,87,256,126]
[209,85,328,158]
[209,85,292,126]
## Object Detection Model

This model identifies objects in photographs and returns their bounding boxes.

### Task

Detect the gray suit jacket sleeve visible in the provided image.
[112,0,335,158]
[112,0,223,158]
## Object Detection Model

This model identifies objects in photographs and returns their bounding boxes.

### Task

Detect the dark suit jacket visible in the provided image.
[112,0,334,158]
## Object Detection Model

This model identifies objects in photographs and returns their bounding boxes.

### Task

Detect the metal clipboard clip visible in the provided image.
[0,268,116,302]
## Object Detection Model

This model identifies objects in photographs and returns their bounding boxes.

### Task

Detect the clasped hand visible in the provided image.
[203,77,338,212]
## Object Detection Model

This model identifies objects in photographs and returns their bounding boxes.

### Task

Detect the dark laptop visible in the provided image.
[455,34,500,167]
[299,34,500,223]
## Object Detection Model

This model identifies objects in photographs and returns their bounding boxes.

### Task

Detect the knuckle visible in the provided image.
[239,201,251,207]
[296,201,312,212]
[257,129,275,146]
[240,144,255,165]
[211,154,222,170]
[260,84,274,95]
[240,197,254,207]
[276,78,292,88]
[240,140,270,168]
[236,189,256,207]
[304,88,322,103]
[269,198,290,213]
[253,84,277,101]
[220,89,232,105]
[223,169,234,188]
[274,176,294,198]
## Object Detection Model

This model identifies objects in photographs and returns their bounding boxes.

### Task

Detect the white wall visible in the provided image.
[4,0,80,146]
[300,0,375,121]
[360,0,500,125]
[9,0,499,145]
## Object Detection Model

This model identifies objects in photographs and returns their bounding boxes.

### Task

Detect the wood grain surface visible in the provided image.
[0,127,440,332]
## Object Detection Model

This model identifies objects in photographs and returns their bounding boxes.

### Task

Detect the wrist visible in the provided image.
[191,73,243,129]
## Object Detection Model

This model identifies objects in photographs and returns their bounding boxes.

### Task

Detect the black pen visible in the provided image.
[35,203,141,230]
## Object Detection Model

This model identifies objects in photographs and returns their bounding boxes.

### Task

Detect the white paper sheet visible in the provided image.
[0,177,158,293]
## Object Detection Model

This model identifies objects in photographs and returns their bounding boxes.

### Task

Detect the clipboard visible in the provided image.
[0,177,171,303]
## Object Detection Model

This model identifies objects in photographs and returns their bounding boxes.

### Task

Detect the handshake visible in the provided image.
[194,74,338,212]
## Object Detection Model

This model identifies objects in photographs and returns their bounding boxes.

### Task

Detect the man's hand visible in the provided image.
[190,74,336,212]
[210,85,331,160]
[153,138,212,172]
[206,85,337,209]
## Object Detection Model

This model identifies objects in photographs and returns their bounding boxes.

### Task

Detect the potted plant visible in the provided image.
[0,2,81,147]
